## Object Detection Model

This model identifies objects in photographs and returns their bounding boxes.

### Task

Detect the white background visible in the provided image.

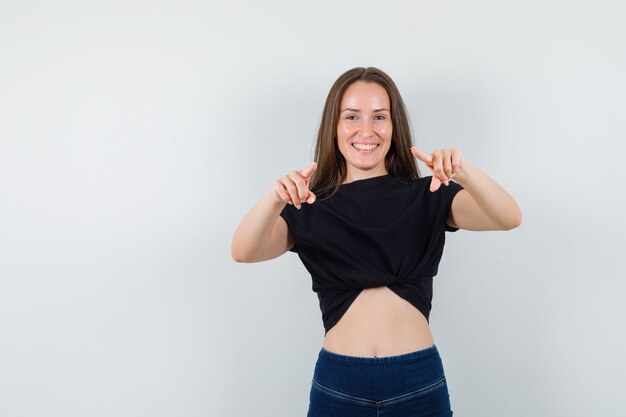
[1,1,624,416]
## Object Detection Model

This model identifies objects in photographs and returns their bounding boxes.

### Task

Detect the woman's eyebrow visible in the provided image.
[340,108,390,113]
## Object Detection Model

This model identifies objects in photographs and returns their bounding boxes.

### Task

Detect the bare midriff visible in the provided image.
[322,286,435,358]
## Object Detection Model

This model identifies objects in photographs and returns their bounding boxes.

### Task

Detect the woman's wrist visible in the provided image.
[265,187,288,208]
[451,159,476,187]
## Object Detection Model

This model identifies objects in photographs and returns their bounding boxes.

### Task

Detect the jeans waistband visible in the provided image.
[318,344,439,364]
[312,344,447,401]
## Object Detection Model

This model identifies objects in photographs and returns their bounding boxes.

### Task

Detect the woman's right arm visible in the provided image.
[230,189,293,263]
[231,163,317,263]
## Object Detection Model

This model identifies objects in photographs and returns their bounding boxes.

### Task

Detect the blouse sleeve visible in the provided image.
[279,204,298,253]
[441,180,465,232]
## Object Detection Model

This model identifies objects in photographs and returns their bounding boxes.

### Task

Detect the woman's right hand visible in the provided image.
[271,162,317,209]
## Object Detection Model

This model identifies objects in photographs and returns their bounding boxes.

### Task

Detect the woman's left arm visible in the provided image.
[412,147,522,231]
[448,159,522,231]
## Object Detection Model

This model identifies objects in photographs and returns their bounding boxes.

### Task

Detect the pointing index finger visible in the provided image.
[411,147,432,165]
[300,161,318,178]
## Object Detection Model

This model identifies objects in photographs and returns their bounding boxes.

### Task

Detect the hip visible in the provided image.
[307,344,453,416]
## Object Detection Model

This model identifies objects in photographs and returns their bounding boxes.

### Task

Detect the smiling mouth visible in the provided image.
[351,143,379,152]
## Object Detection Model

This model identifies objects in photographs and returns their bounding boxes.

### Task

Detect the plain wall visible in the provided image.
[1,0,624,416]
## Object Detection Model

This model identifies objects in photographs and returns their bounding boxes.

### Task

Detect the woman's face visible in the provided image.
[336,81,392,181]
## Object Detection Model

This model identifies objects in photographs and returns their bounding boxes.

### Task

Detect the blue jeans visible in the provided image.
[307,344,453,417]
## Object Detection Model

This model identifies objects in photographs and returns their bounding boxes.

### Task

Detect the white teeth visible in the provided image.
[352,143,378,150]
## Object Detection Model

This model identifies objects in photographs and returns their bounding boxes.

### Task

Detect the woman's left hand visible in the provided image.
[411,146,465,192]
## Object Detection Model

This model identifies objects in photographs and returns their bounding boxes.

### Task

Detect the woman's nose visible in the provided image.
[358,120,374,138]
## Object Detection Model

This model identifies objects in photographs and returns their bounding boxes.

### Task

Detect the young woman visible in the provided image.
[231,67,521,417]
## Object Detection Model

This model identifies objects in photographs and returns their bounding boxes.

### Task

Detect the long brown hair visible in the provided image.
[308,67,422,200]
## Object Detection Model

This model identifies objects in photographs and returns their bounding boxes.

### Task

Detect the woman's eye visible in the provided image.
[375,115,386,120]
[346,115,357,120]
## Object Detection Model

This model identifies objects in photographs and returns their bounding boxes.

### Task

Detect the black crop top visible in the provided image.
[279,173,464,336]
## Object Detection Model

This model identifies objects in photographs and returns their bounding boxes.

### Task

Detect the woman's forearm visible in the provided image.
[453,160,522,230]
[231,188,286,262]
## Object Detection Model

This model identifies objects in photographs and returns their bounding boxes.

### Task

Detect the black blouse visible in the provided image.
[279,173,464,336]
